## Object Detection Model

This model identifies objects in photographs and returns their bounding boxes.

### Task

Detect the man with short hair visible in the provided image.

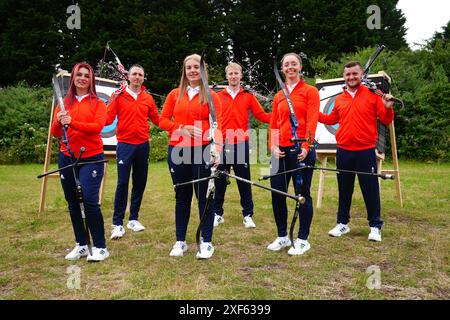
[106,64,160,239]
[213,62,271,229]
[319,61,394,242]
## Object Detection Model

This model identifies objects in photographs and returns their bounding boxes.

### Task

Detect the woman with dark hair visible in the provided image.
[159,54,222,259]
[51,62,109,262]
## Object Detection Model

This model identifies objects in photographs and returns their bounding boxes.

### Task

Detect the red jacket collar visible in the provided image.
[285,78,306,92]
[123,85,147,98]
[343,83,364,97]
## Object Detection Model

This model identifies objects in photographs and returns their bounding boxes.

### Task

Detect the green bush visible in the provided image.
[0,83,57,163]
[1,41,449,163]
[149,126,169,163]
[0,83,171,164]
[396,83,450,161]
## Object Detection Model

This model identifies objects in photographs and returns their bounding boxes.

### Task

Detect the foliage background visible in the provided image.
[0,1,448,163]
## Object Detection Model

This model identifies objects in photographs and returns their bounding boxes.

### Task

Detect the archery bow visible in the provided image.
[239,58,275,105]
[195,52,220,256]
[270,46,400,185]
[273,59,308,249]
[178,54,304,256]
[319,45,404,107]
[104,41,128,96]
[361,45,403,107]
[174,170,304,202]
[38,75,104,256]
[362,45,385,80]
[362,81,405,109]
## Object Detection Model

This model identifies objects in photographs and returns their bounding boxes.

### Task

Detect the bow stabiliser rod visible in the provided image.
[37,158,108,179]
[273,58,308,249]
[259,165,395,181]
[174,170,305,203]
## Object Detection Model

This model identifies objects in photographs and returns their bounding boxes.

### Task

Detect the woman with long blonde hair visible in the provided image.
[159,54,222,259]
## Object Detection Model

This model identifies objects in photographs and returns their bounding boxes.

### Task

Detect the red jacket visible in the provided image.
[159,88,223,147]
[318,84,394,151]
[106,87,159,144]
[51,96,106,158]
[218,87,271,144]
[270,80,320,151]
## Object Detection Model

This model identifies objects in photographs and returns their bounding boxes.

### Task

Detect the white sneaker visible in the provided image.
[213,214,224,227]
[328,223,350,237]
[196,242,215,259]
[288,239,311,255]
[368,227,382,242]
[110,225,125,239]
[267,236,291,251]
[127,220,145,232]
[65,244,89,260]
[243,215,256,228]
[169,241,188,257]
[86,247,110,262]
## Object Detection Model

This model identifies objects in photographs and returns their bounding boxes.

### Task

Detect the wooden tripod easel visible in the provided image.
[315,121,403,208]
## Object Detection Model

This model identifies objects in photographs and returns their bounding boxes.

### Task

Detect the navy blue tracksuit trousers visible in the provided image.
[168,145,215,243]
[214,141,254,218]
[112,141,149,226]
[336,147,383,229]
[59,152,106,248]
[270,147,316,240]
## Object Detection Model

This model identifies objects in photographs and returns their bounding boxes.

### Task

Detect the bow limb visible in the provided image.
[44,76,93,255]
[104,42,128,95]
[195,52,220,255]
[273,60,304,248]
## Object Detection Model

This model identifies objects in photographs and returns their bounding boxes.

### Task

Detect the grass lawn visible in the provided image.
[0,160,448,299]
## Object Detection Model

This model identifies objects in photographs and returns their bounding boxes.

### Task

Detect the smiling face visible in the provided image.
[281,54,302,83]
[343,64,363,90]
[128,66,145,89]
[185,58,201,87]
[74,67,91,95]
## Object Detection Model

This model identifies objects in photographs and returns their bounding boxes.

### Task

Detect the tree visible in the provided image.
[427,20,450,48]
[0,0,408,91]
[221,0,407,92]
[0,0,67,86]
[311,44,450,161]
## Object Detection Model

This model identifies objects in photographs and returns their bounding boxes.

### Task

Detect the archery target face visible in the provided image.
[315,83,346,148]
[95,84,119,150]
[314,74,390,151]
